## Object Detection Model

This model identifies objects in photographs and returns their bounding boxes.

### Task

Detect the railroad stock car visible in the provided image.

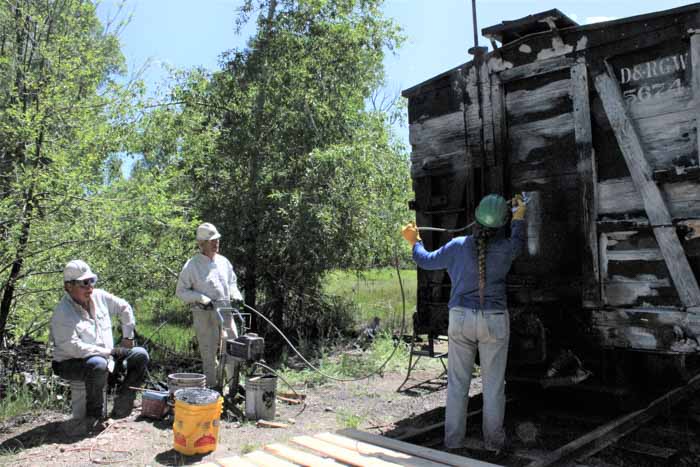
[403,4,700,387]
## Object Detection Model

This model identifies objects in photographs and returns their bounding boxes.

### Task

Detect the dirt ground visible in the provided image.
[0,367,459,466]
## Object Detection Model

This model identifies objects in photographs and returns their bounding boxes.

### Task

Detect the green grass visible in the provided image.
[336,408,364,429]
[323,268,416,334]
[275,332,443,388]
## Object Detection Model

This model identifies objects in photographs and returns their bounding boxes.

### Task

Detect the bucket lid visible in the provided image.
[143,390,169,401]
[174,388,220,405]
[168,372,206,380]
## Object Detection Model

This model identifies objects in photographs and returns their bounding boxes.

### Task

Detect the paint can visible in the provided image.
[245,374,277,421]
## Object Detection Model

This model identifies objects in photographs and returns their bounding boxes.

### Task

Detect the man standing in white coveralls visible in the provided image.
[176,223,243,392]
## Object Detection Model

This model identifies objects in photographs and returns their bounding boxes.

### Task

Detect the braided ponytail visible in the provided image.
[478,235,487,305]
[475,226,496,306]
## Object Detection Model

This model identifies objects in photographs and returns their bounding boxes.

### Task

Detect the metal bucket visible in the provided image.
[168,372,206,397]
[245,374,277,421]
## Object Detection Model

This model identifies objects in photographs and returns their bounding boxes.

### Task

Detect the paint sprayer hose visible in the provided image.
[241,249,408,382]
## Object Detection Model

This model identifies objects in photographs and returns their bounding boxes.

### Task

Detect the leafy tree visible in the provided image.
[0,0,127,342]
[171,0,410,339]
[0,1,195,344]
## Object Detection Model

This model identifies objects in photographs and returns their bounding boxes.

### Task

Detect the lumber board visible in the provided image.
[292,435,400,467]
[498,55,575,83]
[593,68,700,309]
[593,69,671,226]
[526,372,700,467]
[314,432,446,467]
[505,77,571,122]
[409,111,467,160]
[244,450,299,467]
[338,428,501,467]
[217,456,259,467]
[598,178,700,219]
[264,442,340,466]
[571,59,601,307]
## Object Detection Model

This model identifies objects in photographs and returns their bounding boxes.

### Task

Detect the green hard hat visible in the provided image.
[475,194,508,228]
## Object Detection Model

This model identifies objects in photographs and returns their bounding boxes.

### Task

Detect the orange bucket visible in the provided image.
[172,388,223,455]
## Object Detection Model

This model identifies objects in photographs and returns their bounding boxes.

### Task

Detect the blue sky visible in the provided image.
[97,0,694,136]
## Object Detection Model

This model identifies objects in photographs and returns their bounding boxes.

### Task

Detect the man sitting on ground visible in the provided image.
[51,260,149,433]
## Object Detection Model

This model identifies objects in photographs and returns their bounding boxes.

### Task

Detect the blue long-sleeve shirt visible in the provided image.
[412,220,526,310]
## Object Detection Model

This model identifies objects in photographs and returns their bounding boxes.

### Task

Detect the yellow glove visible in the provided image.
[401,221,421,246]
[511,194,527,221]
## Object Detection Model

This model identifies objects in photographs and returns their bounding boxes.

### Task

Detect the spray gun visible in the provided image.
[416,192,532,233]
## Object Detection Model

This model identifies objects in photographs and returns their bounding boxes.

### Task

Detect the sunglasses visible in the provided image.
[72,278,97,287]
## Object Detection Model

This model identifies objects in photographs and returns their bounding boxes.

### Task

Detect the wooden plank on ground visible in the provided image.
[571,58,601,308]
[216,456,259,467]
[314,432,448,467]
[338,428,501,467]
[244,450,299,467]
[617,440,677,460]
[292,435,400,467]
[264,442,341,466]
[593,67,700,309]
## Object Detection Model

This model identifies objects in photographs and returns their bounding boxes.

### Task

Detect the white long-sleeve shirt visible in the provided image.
[50,289,135,362]
[176,253,243,306]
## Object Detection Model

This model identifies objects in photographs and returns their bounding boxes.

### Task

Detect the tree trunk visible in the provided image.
[0,193,33,344]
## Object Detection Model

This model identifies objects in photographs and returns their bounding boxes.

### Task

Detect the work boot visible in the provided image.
[85,416,108,435]
[111,391,136,419]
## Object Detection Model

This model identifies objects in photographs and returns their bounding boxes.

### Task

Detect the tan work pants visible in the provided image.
[192,307,240,391]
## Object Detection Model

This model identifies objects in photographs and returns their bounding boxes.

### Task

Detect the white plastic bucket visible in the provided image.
[168,373,206,396]
[245,375,277,421]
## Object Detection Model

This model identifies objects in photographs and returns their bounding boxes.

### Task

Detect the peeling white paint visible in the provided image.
[605,277,670,306]
[526,191,542,257]
[599,233,609,280]
[575,36,588,52]
[519,44,532,54]
[607,249,663,261]
[537,16,559,30]
[625,326,657,348]
[679,219,700,240]
[536,36,574,61]
[611,274,668,283]
[487,56,513,73]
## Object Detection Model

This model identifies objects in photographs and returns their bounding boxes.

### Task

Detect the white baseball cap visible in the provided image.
[63,260,98,282]
[196,223,222,241]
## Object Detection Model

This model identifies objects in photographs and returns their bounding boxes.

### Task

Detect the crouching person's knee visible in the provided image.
[129,347,149,368]
[85,355,109,373]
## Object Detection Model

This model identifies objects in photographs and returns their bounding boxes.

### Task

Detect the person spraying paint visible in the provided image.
[401,194,527,456]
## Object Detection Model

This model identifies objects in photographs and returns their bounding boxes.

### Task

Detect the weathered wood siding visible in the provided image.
[404,4,700,352]
[407,68,470,335]
[503,68,582,305]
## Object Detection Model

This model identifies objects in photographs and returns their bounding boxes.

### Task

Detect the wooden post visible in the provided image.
[489,72,506,194]
[691,29,700,167]
[593,67,700,310]
[571,59,601,308]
